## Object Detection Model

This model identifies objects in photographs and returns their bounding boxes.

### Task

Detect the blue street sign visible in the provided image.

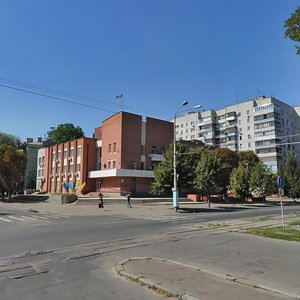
[277,176,284,189]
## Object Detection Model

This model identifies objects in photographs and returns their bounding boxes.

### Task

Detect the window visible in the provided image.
[247,126,250,130]
[248,134,251,139]
[141,145,145,155]
[247,116,250,123]
[112,160,116,168]
[57,152,61,161]
[113,142,116,153]
[108,161,111,169]
[247,110,250,115]
[52,153,55,161]
[63,166,67,174]
[108,144,111,153]
[151,146,156,154]
[64,150,67,158]
[70,149,74,157]
[77,147,81,156]
[96,147,101,158]
[248,143,251,148]
[76,164,81,172]
[38,170,41,177]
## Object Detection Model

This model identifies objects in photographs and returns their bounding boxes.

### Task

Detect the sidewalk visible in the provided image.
[116,257,292,300]
[0,197,297,218]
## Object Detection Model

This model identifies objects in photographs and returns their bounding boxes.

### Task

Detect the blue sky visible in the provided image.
[0,0,299,141]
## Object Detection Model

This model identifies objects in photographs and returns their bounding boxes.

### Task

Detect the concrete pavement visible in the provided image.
[116,257,292,300]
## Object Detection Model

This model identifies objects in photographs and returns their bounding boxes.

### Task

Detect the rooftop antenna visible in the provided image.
[257,89,261,98]
[235,93,239,104]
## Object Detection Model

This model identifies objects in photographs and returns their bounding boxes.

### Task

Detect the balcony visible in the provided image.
[254,134,277,141]
[89,169,154,179]
[148,153,165,162]
[226,115,236,122]
[198,118,214,126]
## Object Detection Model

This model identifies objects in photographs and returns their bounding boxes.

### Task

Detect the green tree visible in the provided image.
[47,123,84,144]
[0,132,23,149]
[238,150,260,170]
[230,165,251,201]
[214,148,239,197]
[284,6,300,55]
[151,141,198,196]
[195,151,220,207]
[249,163,276,200]
[283,152,300,201]
[0,181,6,201]
[0,145,26,201]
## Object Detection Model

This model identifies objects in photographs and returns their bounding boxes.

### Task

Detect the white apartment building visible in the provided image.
[36,148,45,191]
[174,96,300,172]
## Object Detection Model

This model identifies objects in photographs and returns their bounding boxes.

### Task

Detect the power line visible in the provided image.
[0,77,169,117]
[0,83,117,113]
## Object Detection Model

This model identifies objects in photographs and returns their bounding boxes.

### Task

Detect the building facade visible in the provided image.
[39,137,96,193]
[174,97,300,172]
[89,112,173,195]
[38,112,173,195]
[23,138,45,191]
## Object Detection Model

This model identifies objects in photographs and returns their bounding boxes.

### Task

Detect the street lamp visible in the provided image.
[173,102,202,211]
[173,100,188,211]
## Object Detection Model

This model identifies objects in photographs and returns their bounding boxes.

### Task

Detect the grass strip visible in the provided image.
[246,226,300,242]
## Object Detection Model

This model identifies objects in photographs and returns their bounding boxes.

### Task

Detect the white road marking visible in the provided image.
[0,216,12,222]
[31,215,49,219]
[43,215,60,219]
[21,215,37,220]
[8,216,26,221]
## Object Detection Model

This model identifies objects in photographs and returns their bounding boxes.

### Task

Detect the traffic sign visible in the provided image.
[277,176,284,188]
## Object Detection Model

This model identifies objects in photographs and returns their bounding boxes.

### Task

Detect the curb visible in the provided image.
[116,257,200,300]
[116,257,300,300]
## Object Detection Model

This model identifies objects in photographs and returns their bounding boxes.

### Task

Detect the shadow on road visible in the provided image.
[178,206,250,213]
[1,195,49,204]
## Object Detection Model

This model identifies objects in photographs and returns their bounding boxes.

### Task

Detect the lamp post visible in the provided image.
[173,103,202,211]
[173,100,188,211]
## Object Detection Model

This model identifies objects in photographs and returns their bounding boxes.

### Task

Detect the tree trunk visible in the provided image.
[208,194,211,208]
[7,191,12,202]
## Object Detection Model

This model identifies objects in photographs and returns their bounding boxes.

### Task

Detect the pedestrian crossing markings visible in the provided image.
[141,215,201,223]
[0,214,70,223]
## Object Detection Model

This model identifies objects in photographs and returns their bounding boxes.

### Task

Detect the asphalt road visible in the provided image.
[0,204,299,259]
[1,204,300,300]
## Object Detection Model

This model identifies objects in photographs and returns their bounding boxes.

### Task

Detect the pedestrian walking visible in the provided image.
[98,192,104,210]
[126,192,132,208]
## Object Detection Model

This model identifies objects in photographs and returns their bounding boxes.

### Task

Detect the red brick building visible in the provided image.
[40,112,173,196]
[43,137,96,194]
